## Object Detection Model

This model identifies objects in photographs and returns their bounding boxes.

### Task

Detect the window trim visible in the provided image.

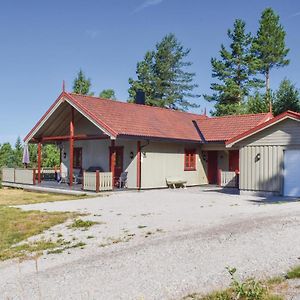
[184,149,196,171]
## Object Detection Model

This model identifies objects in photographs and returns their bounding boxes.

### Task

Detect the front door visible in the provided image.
[110,146,124,187]
[207,151,218,184]
[229,150,239,172]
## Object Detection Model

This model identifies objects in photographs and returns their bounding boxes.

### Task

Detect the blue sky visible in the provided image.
[1,0,300,145]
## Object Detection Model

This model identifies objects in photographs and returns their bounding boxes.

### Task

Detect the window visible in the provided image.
[73,148,82,169]
[184,149,196,171]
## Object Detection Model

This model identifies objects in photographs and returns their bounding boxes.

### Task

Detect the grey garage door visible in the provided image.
[284,149,300,197]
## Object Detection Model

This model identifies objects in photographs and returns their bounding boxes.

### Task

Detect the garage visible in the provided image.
[284,149,300,197]
[226,111,300,195]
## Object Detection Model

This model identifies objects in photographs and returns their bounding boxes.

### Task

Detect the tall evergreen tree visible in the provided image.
[14,136,23,167]
[99,89,116,100]
[251,8,289,96]
[246,91,270,114]
[128,33,200,110]
[205,19,263,116]
[73,70,92,95]
[273,79,300,116]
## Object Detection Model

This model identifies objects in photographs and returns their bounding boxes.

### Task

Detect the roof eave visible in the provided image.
[226,112,300,148]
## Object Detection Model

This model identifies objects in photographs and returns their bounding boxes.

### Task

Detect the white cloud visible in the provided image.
[289,11,300,18]
[133,0,164,13]
[85,29,99,39]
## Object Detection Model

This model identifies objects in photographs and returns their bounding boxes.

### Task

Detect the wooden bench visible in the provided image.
[166,177,187,189]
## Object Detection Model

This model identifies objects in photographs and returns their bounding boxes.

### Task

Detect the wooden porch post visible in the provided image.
[137,141,141,189]
[37,142,42,183]
[69,107,74,187]
[110,140,116,187]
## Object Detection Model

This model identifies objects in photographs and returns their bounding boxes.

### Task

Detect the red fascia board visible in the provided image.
[226,111,300,146]
[65,92,118,137]
[23,92,65,142]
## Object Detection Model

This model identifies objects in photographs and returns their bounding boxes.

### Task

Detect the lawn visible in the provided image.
[0,188,82,260]
[0,188,85,206]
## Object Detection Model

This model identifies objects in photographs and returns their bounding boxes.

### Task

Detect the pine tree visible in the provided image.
[251,8,289,96]
[128,33,200,110]
[73,70,92,95]
[273,79,300,116]
[205,19,263,116]
[99,89,116,100]
[246,92,270,114]
[14,136,23,167]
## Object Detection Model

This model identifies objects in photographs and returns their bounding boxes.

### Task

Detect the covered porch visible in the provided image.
[201,145,240,188]
[2,94,142,193]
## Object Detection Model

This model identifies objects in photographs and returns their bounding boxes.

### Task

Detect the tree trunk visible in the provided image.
[266,68,272,113]
[266,68,270,94]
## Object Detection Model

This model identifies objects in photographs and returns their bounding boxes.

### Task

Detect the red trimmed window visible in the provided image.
[184,149,196,171]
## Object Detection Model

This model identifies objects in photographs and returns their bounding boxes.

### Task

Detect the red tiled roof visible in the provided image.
[226,110,300,146]
[67,93,208,142]
[195,113,272,142]
[24,91,274,143]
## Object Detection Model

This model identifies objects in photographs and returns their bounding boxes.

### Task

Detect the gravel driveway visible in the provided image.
[1,187,300,300]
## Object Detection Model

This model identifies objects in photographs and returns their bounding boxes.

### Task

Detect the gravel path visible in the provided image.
[1,187,300,299]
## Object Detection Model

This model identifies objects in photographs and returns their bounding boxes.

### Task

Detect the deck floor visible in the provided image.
[2,181,96,196]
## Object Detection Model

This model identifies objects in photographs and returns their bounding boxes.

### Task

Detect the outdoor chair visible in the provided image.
[118,172,128,188]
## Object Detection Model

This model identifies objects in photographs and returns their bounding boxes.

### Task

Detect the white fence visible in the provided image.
[1,168,35,185]
[83,171,113,192]
[220,171,238,188]
[2,168,15,183]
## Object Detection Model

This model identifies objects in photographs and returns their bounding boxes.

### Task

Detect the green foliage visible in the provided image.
[251,8,289,92]
[212,102,246,117]
[14,137,23,167]
[28,143,37,167]
[246,92,270,114]
[0,138,59,170]
[205,19,263,116]
[73,69,92,95]
[128,33,200,110]
[99,89,116,100]
[286,265,300,279]
[273,79,300,116]
[0,143,15,168]
[42,145,60,168]
[69,219,98,229]
[227,267,266,300]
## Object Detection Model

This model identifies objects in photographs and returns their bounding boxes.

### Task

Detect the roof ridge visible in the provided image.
[206,112,269,120]
[68,92,205,118]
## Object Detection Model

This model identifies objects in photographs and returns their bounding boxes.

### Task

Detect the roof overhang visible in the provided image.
[226,111,300,148]
[24,92,117,143]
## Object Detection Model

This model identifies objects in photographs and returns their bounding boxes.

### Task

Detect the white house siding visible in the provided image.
[237,119,300,194]
[140,141,207,188]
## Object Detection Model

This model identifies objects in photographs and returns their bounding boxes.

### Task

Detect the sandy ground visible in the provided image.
[1,187,300,300]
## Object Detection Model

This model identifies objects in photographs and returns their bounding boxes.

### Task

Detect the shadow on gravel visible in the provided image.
[247,197,300,205]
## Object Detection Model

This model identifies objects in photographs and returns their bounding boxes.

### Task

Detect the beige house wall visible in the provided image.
[140,141,207,188]
[236,119,300,194]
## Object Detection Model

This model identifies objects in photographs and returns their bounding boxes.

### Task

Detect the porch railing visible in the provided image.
[83,171,113,192]
[1,168,36,185]
[219,170,238,188]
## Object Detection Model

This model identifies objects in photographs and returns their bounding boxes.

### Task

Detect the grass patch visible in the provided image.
[0,206,76,261]
[68,219,99,229]
[0,188,87,206]
[183,267,284,300]
[286,265,300,279]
